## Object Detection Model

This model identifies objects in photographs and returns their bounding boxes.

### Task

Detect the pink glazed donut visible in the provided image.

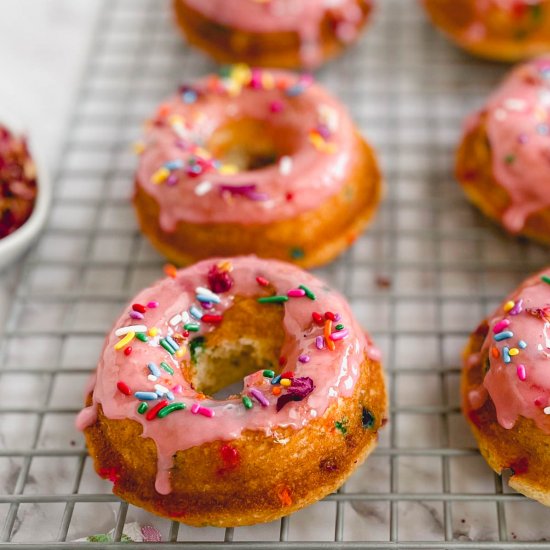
[456,55,550,243]
[133,67,382,268]
[77,256,387,526]
[464,269,550,506]
[172,0,375,69]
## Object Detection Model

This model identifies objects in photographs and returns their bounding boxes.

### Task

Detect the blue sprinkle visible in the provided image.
[135,391,158,401]
[494,331,513,342]
[164,159,184,170]
[518,340,527,349]
[503,347,511,364]
[182,90,198,103]
[165,335,180,351]
[197,293,221,304]
[190,164,202,174]
[271,374,282,385]
[286,84,305,97]
[148,362,161,377]
[166,391,175,401]
[190,305,203,320]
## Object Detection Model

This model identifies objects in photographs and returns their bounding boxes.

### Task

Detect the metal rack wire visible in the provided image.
[2,0,550,547]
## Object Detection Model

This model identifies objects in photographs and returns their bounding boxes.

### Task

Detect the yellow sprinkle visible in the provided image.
[175,347,186,359]
[308,132,337,154]
[219,164,238,175]
[114,331,135,350]
[132,141,145,155]
[217,260,233,272]
[509,348,519,356]
[280,378,291,387]
[262,71,275,89]
[148,327,159,337]
[168,114,185,126]
[152,167,170,185]
[503,300,515,312]
[231,63,252,85]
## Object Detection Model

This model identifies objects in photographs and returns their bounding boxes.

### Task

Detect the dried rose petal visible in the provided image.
[276,376,314,412]
[207,264,233,293]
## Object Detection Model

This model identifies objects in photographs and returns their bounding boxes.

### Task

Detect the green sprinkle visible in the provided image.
[189,336,205,363]
[160,339,176,354]
[160,361,174,375]
[361,407,375,430]
[242,396,253,409]
[219,65,232,77]
[184,323,200,332]
[135,332,149,342]
[157,402,186,418]
[263,369,275,378]
[290,247,305,259]
[258,296,289,304]
[335,323,344,331]
[504,154,515,165]
[531,4,543,22]
[335,418,348,436]
[298,284,316,300]
[541,275,550,285]
[137,403,148,415]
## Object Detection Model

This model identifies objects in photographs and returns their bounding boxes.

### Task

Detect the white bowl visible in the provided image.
[0,107,51,272]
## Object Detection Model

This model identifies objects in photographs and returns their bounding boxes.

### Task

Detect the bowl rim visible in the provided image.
[0,122,52,265]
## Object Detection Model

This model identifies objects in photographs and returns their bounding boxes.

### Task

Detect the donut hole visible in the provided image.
[207,117,299,171]
[188,296,286,397]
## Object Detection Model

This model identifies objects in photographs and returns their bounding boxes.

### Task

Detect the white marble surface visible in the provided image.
[0,0,100,327]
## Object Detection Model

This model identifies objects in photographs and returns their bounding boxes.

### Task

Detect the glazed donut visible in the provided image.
[133,67,382,269]
[463,269,550,505]
[77,256,387,526]
[422,0,550,61]
[456,56,550,243]
[172,0,374,70]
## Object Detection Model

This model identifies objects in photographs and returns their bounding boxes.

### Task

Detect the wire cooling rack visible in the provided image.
[2,0,550,547]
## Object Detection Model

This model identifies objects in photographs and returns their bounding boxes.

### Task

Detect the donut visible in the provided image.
[172,0,374,70]
[422,0,550,61]
[456,56,550,243]
[0,124,37,239]
[77,256,387,526]
[133,67,382,269]
[463,269,550,505]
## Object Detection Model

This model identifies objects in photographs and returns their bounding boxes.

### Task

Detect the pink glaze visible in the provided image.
[135,69,361,232]
[76,256,378,495]
[462,56,550,233]
[178,0,370,67]
[465,269,550,434]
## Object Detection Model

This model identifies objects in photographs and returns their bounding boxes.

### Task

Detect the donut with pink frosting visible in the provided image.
[77,256,387,526]
[422,0,550,61]
[463,268,550,505]
[172,0,374,69]
[133,67,382,268]
[456,56,550,243]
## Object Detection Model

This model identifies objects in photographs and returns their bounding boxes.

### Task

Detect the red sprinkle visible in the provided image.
[116,381,131,396]
[281,371,294,379]
[182,330,190,338]
[146,399,169,421]
[325,311,336,321]
[132,303,146,314]
[256,276,270,287]
[220,444,240,470]
[201,314,223,323]
[124,346,132,356]
[312,312,324,325]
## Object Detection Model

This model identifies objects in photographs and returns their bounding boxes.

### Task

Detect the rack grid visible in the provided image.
[2,0,550,547]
